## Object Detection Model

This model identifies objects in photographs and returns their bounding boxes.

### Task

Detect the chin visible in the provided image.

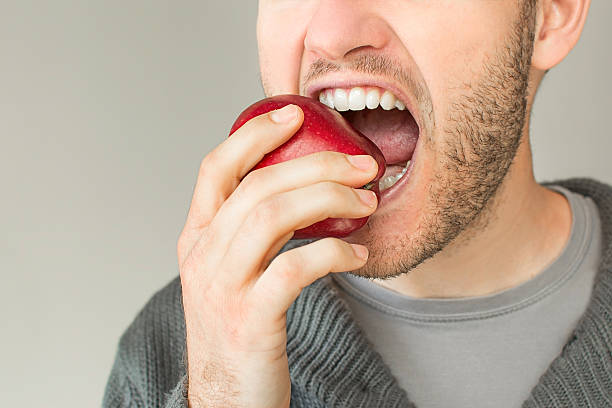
[343,155,432,279]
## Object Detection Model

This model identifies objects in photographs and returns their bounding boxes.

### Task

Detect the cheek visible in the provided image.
[257,4,314,96]
[388,2,514,126]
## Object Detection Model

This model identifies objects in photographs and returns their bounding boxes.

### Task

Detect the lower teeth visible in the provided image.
[379,160,410,191]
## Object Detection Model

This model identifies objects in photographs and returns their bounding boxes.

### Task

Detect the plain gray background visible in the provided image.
[1,1,610,406]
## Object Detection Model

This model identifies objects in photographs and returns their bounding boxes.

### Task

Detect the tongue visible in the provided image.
[343,108,419,164]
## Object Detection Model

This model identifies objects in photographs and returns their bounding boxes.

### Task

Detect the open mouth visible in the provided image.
[317,86,420,196]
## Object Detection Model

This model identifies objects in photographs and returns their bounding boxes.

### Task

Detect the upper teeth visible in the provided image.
[319,87,406,112]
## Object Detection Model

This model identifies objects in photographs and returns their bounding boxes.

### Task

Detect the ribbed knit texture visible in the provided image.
[103,178,612,407]
[523,179,612,407]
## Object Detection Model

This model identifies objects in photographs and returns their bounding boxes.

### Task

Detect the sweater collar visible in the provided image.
[285,178,612,407]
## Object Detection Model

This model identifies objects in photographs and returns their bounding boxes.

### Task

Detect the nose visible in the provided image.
[304,0,392,61]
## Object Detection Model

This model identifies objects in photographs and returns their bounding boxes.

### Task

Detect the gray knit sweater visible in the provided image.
[103,178,612,407]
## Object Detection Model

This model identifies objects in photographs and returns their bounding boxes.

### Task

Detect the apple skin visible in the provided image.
[228,94,386,239]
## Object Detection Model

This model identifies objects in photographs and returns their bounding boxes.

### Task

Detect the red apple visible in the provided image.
[228,94,386,239]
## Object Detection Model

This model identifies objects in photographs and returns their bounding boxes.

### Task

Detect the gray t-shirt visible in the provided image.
[331,185,602,408]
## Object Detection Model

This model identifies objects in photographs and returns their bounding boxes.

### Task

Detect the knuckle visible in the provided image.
[311,151,342,173]
[177,227,196,254]
[199,151,218,177]
[179,251,198,282]
[202,141,235,173]
[177,230,186,253]
[249,197,282,227]
[177,237,187,265]
[179,237,212,282]
[272,253,302,286]
[259,111,276,126]
[198,149,224,178]
[240,113,269,134]
[318,181,346,203]
[180,244,204,273]
[321,237,348,258]
[237,170,261,196]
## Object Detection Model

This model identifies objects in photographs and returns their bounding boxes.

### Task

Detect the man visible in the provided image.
[104,0,611,407]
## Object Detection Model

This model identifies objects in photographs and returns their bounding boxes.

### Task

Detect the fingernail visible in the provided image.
[355,189,378,208]
[347,155,376,171]
[351,244,369,260]
[270,105,298,123]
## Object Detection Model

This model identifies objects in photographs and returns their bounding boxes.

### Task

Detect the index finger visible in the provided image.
[183,104,304,232]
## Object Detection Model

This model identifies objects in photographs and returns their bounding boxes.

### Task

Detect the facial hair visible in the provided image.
[259,2,538,278]
[353,1,538,279]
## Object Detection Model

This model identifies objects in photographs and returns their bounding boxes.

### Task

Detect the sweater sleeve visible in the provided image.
[102,277,188,408]
[102,350,189,408]
[102,353,145,407]
[162,375,189,408]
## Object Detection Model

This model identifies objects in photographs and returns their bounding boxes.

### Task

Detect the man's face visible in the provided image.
[257,0,537,279]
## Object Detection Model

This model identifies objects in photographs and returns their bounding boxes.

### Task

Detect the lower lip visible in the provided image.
[379,137,420,206]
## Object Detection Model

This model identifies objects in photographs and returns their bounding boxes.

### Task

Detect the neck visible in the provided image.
[374,135,572,299]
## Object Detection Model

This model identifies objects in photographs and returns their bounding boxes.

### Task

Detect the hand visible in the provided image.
[177,104,378,408]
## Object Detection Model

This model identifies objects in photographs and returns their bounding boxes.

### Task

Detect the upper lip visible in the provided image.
[303,74,422,132]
